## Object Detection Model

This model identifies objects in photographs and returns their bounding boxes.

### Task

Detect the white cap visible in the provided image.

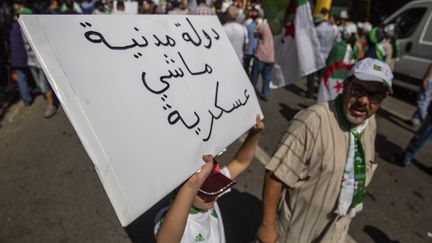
[348,58,393,93]
[362,22,372,32]
[343,22,357,39]
[357,21,372,32]
[340,10,349,19]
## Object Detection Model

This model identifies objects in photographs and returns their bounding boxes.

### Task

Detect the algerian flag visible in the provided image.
[317,42,353,103]
[270,0,325,89]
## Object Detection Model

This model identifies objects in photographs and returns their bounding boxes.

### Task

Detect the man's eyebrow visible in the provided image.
[352,83,386,93]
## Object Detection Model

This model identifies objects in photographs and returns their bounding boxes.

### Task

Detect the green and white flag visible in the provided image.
[317,42,354,102]
[271,0,325,88]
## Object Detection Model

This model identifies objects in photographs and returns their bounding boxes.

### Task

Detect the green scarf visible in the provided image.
[335,95,367,215]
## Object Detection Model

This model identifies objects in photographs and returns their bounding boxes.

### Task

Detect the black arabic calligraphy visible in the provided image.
[81,18,221,51]
[83,27,149,50]
[202,81,250,142]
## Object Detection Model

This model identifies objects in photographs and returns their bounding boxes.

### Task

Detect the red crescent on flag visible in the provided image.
[322,61,353,90]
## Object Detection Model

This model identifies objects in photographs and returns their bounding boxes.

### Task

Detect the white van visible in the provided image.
[383,0,432,81]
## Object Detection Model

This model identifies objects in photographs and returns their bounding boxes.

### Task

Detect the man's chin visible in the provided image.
[345,112,367,125]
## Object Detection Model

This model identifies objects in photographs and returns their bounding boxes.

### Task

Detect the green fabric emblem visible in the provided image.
[194,233,205,242]
[189,207,200,215]
[210,209,218,218]
[373,64,382,71]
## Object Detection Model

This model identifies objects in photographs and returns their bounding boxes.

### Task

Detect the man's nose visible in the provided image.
[357,95,370,105]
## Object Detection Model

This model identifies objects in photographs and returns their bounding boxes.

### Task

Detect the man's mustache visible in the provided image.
[351,103,368,112]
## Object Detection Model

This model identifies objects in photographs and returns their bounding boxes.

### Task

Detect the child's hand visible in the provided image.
[250,114,264,134]
[184,155,214,191]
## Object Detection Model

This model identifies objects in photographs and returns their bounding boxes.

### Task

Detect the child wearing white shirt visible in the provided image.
[155,115,264,243]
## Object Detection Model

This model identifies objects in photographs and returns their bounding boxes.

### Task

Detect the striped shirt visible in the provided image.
[266,100,377,243]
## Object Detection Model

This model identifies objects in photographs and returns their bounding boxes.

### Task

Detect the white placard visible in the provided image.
[19,15,262,226]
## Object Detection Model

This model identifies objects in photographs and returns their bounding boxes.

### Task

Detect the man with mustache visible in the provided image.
[257,58,392,243]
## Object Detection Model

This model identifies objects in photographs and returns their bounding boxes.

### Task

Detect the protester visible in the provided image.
[257,58,393,243]
[334,10,349,42]
[112,0,126,14]
[39,0,60,14]
[401,101,432,166]
[410,64,432,127]
[93,1,106,14]
[232,0,246,23]
[223,5,248,64]
[250,16,274,101]
[168,0,188,15]
[214,0,225,24]
[382,25,394,70]
[25,35,57,118]
[306,13,336,98]
[243,7,259,76]
[364,26,385,61]
[355,21,372,60]
[13,0,32,15]
[315,13,337,63]
[9,6,57,118]
[80,0,97,14]
[0,0,10,87]
[339,10,349,24]
[155,115,264,242]
[155,154,214,243]
[383,23,400,71]
[190,0,213,15]
[9,9,32,107]
[60,0,80,14]
[139,0,154,14]
[104,0,114,13]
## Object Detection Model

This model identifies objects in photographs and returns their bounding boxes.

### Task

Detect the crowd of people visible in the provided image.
[310,8,400,102]
[0,0,431,243]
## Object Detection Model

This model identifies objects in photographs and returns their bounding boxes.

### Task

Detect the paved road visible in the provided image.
[0,79,431,243]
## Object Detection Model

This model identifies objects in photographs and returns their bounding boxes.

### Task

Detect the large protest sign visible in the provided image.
[19,15,262,226]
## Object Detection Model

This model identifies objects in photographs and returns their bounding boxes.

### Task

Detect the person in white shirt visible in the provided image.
[111,0,126,15]
[223,6,248,64]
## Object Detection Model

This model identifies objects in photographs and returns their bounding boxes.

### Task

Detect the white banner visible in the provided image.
[19,15,262,226]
